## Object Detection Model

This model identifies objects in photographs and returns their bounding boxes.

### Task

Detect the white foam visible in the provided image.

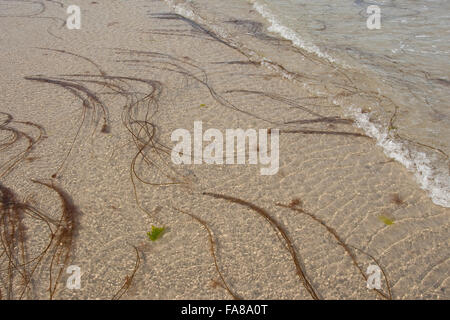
[163,0,195,19]
[164,0,246,47]
[346,106,450,208]
[249,0,336,63]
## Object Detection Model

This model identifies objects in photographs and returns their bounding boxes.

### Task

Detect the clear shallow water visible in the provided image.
[252,0,450,143]
[164,0,450,206]
[248,0,450,206]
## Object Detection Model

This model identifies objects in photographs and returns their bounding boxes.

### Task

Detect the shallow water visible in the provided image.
[256,0,450,148]
[253,0,450,205]
[164,0,450,207]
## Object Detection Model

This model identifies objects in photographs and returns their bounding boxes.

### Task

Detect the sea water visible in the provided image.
[249,0,450,206]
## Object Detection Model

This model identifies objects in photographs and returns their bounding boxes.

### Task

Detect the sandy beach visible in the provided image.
[0,0,448,299]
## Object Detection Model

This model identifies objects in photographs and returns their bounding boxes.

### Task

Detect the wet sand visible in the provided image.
[0,0,448,299]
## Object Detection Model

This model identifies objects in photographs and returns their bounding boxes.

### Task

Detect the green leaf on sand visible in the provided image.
[147,225,165,241]
[199,103,207,108]
[378,215,394,225]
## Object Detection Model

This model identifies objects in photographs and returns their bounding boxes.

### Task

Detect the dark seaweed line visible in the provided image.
[174,207,241,300]
[31,180,78,299]
[112,246,141,300]
[280,129,369,138]
[24,76,110,178]
[0,113,46,179]
[115,49,278,125]
[202,192,320,300]
[277,202,392,300]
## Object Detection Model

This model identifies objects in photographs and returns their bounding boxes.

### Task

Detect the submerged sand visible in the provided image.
[0,0,448,299]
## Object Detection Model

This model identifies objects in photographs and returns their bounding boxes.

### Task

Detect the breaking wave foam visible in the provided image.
[248,0,336,63]
[347,107,450,208]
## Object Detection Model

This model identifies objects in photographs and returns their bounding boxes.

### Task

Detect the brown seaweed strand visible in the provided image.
[173,207,240,300]
[31,180,78,300]
[112,246,141,300]
[277,202,392,300]
[202,192,320,300]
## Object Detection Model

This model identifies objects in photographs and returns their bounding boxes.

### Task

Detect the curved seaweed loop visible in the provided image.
[24,75,110,178]
[116,49,276,125]
[0,112,46,179]
[202,192,320,300]
[276,201,392,300]
[173,207,241,300]
[0,1,66,40]
[112,246,141,300]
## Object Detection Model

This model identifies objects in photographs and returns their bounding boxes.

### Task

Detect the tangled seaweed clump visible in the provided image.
[0,180,78,299]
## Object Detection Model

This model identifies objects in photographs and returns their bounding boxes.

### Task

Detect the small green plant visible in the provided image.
[378,215,394,225]
[147,226,165,241]
[199,103,207,108]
